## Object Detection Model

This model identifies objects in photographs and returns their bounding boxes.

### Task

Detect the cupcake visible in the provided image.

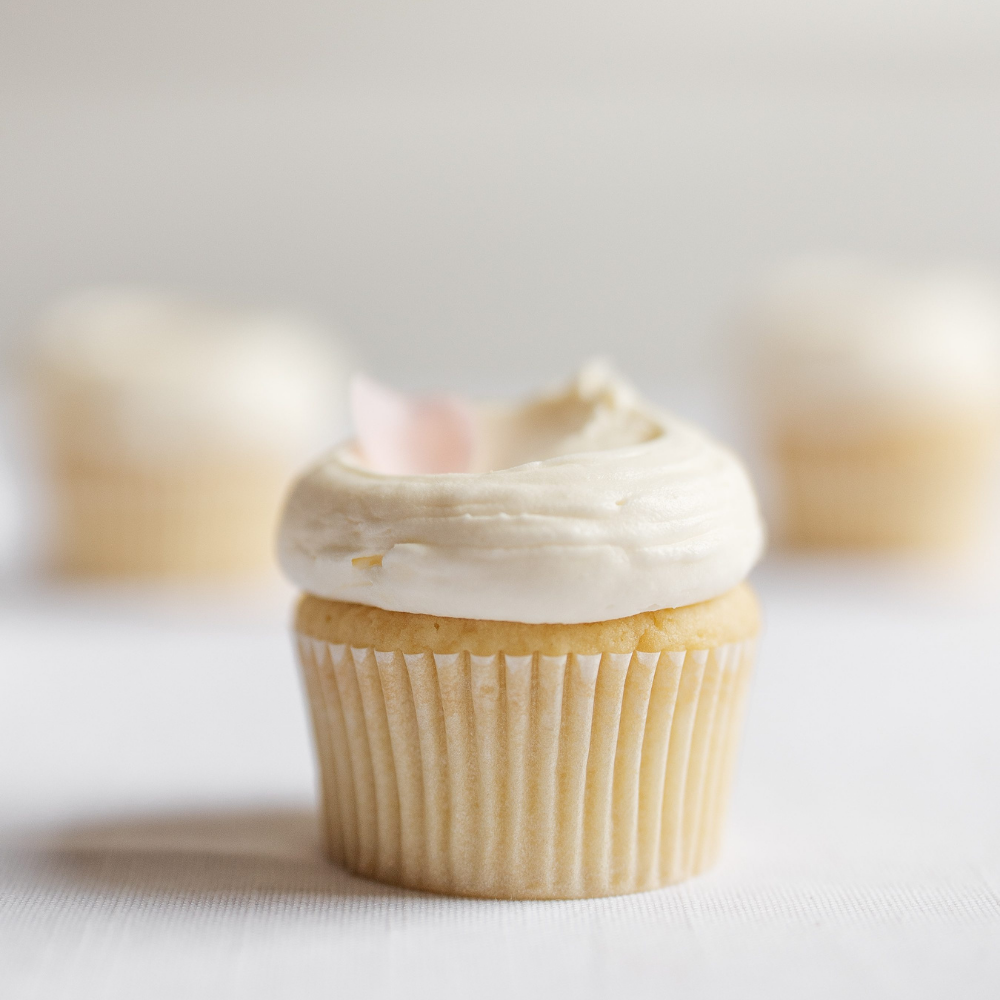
[279,363,765,899]
[31,288,348,577]
[746,261,1000,549]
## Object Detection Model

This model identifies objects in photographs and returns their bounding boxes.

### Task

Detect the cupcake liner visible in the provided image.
[775,419,997,548]
[297,634,756,899]
[49,463,287,576]
[778,450,992,548]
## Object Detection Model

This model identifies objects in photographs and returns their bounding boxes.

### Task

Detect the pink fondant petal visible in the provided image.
[350,373,476,474]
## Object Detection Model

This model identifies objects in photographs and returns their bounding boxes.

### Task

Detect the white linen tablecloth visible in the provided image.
[2,557,1000,999]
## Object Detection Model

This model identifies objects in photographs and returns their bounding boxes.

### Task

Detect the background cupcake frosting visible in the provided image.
[747,261,1000,433]
[34,288,349,463]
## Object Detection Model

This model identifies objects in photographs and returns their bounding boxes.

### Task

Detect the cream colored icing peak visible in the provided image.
[279,365,764,624]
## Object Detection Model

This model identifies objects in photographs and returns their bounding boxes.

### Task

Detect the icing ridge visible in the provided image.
[279,365,764,624]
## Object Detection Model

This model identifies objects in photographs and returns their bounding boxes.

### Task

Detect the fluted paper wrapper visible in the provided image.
[50,463,286,576]
[297,636,755,899]
[774,416,998,549]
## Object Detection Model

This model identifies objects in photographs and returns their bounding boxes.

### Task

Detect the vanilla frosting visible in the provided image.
[747,260,1000,435]
[34,288,349,464]
[279,364,764,624]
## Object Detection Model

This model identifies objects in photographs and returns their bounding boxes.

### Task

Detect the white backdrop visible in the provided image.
[2,1,1000,395]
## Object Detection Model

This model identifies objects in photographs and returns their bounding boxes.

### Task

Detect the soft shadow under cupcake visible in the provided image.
[16,807,411,900]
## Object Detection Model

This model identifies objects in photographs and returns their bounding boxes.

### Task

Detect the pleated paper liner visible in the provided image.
[297,636,756,899]
[778,450,991,548]
[49,461,288,576]
[775,417,998,549]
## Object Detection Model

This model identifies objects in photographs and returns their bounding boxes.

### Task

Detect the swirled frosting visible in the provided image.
[278,364,764,624]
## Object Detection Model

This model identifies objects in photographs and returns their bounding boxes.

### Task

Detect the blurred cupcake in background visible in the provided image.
[745,260,1000,550]
[30,288,349,577]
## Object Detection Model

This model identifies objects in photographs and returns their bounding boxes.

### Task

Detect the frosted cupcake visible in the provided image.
[279,364,765,899]
[32,288,348,577]
[746,262,1000,549]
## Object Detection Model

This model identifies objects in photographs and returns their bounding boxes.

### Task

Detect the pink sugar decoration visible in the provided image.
[350,373,477,475]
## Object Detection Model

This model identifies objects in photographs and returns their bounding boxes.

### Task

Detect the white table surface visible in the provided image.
[2,555,1000,1000]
